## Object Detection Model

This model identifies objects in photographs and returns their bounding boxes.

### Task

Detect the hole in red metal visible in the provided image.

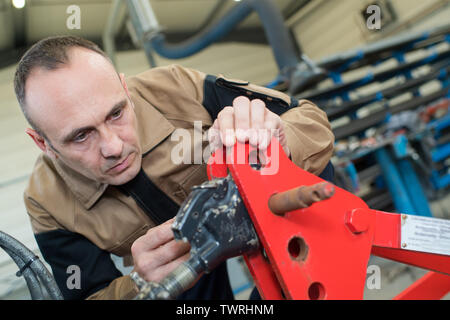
[287,236,308,261]
[308,282,325,300]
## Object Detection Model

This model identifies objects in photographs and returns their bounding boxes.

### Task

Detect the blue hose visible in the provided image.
[149,0,299,75]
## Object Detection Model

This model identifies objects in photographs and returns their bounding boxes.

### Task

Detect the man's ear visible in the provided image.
[25,128,58,159]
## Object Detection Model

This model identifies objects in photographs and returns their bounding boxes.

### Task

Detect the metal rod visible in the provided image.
[268,182,335,216]
[102,0,125,67]
[374,148,416,214]
[396,159,433,217]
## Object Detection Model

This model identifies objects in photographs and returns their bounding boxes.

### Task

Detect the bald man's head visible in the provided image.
[14,36,143,185]
[14,36,112,138]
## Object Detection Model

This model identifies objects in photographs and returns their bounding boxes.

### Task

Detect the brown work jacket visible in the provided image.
[24,64,334,299]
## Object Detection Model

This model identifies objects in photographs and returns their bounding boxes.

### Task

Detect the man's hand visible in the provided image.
[208,96,290,157]
[131,218,191,283]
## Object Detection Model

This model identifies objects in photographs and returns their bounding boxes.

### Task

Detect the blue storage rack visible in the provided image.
[294,23,450,216]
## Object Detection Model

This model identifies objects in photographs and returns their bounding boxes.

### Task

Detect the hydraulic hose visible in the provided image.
[3,247,44,300]
[128,0,300,76]
[0,231,63,300]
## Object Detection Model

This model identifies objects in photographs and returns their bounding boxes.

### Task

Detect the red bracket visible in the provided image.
[207,139,450,300]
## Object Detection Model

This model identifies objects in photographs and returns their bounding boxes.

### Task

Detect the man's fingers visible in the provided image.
[258,129,271,150]
[131,222,175,255]
[233,96,250,142]
[155,239,191,266]
[164,218,175,225]
[217,106,235,147]
[132,238,191,282]
[260,112,282,150]
[249,99,265,146]
[145,252,191,283]
[138,239,190,270]
[208,120,222,152]
[211,97,285,152]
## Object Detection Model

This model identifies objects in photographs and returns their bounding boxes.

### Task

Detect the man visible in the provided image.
[14,36,335,300]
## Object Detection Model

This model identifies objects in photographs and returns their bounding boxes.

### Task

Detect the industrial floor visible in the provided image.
[0,40,449,300]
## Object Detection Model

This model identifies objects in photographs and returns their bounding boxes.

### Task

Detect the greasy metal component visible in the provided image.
[172,175,260,271]
[132,175,259,300]
[131,259,200,300]
[268,182,335,216]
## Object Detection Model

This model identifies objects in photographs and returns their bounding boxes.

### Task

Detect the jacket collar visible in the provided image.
[52,93,175,210]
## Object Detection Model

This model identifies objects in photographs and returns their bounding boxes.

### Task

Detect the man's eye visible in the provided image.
[111,108,123,120]
[73,132,89,143]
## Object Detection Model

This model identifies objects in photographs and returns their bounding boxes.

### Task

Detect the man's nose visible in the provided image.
[100,129,123,159]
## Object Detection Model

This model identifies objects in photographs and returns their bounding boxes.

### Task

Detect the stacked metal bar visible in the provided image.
[293,23,450,215]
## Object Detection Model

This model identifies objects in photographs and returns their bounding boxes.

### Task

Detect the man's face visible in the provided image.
[25,47,142,185]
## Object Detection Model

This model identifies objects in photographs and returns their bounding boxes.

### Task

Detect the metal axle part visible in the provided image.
[268,182,335,216]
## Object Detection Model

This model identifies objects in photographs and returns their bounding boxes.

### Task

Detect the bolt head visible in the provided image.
[345,208,370,234]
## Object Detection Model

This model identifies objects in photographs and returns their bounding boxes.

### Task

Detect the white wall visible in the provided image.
[23,0,292,43]
[0,1,15,51]
[288,0,448,61]
[9,0,449,55]
[25,0,116,43]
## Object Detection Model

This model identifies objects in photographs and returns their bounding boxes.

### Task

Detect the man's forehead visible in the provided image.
[68,47,115,74]
[27,48,118,95]
[25,48,123,133]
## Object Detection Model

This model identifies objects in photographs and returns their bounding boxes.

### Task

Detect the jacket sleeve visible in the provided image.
[24,192,138,300]
[34,228,138,300]
[281,100,335,175]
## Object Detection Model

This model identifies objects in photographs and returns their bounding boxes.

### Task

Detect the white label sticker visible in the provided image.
[401,215,450,256]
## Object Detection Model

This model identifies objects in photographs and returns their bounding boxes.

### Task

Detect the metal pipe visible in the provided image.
[132,257,202,300]
[126,0,159,67]
[374,148,416,214]
[126,0,300,75]
[396,159,433,217]
[102,0,124,67]
[268,182,335,216]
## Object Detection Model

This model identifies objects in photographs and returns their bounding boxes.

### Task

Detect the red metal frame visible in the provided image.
[394,271,450,300]
[207,139,450,300]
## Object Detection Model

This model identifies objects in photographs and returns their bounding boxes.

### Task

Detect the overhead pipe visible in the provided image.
[126,0,326,93]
